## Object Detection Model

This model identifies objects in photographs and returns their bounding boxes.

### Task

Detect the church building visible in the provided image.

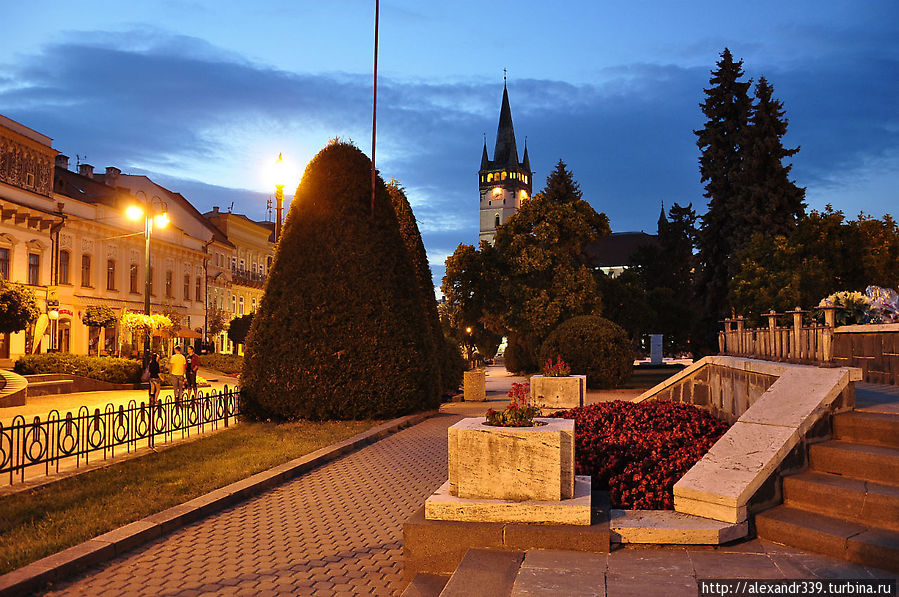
[478,82,532,244]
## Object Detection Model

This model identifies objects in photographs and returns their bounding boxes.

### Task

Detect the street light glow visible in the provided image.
[154,212,170,228]
[126,205,144,221]
[273,152,287,189]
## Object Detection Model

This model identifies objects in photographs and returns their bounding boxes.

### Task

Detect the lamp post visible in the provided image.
[465,326,473,367]
[127,197,169,369]
[273,153,286,241]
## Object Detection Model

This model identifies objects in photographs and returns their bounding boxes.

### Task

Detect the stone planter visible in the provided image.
[530,375,586,409]
[463,369,486,402]
[448,417,575,501]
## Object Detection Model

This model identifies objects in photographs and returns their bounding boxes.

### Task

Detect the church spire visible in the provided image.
[493,83,519,168]
[522,139,531,172]
[480,136,489,169]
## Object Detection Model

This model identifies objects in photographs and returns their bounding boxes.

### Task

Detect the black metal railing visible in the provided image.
[0,387,240,485]
[231,267,267,284]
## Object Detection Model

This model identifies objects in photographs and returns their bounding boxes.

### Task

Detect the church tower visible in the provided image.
[478,81,532,244]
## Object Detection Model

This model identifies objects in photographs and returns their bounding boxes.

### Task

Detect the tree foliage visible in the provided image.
[240,141,440,420]
[206,307,230,340]
[729,207,899,321]
[82,305,117,328]
[0,281,39,334]
[227,313,254,346]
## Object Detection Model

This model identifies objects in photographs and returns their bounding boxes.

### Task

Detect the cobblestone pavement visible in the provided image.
[44,411,464,597]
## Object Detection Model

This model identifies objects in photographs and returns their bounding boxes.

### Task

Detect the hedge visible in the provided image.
[14,353,142,384]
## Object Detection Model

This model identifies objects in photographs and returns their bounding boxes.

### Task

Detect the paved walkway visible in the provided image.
[34,369,899,595]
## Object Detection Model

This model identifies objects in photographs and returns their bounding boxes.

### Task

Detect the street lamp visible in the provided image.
[273,153,287,241]
[127,195,169,369]
[465,326,473,366]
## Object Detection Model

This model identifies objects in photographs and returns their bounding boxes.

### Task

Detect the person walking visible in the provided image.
[186,345,200,400]
[148,353,162,404]
[170,345,187,403]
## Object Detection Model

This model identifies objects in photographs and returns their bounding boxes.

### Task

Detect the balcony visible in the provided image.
[231,266,266,287]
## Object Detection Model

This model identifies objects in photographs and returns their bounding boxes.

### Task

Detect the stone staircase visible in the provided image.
[756,410,899,572]
[402,549,522,597]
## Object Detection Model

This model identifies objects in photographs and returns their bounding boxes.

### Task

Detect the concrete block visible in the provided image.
[464,370,486,402]
[448,417,574,501]
[608,509,748,544]
[738,370,847,435]
[403,506,505,579]
[530,375,586,409]
[425,477,591,525]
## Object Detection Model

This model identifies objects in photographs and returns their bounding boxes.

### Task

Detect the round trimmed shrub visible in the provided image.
[240,141,440,421]
[503,335,538,374]
[540,315,633,388]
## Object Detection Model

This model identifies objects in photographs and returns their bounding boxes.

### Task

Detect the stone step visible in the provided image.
[756,505,899,572]
[809,440,899,486]
[783,472,899,531]
[833,411,899,449]
[438,549,524,597]
[401,573,450,597]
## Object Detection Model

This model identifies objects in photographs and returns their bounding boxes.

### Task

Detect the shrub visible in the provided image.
[240,141,440,420]
[440,335,466,395]
[540,315,633,389]
[199,353,244,375]
[14,353,142,384]
[552,400,730,509]
[503,335,538,374]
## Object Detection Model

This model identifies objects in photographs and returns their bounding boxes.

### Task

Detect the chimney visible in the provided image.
[55,154,70,170]
[105,166,121,187]
[212,206,219,214]
[78,163,94,178]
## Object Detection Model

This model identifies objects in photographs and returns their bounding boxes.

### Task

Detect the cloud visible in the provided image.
[1,26,897,286]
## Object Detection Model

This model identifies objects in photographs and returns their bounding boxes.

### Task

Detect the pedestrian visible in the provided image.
[170,345,187,403]
[186,345,200,400]
[148,353,162,404]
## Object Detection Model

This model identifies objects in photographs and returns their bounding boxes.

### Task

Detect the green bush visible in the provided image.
[14,353,142,384]
[504,335,539,374]
[240,141,440,420]
[540,316,634,389]
[440,335,466,395]
[199,353,244,375]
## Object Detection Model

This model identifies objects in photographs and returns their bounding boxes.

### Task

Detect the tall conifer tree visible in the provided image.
[735,76,806,245]
[694,48,752,349]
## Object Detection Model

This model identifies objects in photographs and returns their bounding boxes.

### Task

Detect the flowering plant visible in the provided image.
[542,355,571,377]
[551,400,730,509]
[485,382,543,427]
[817,291,876,325]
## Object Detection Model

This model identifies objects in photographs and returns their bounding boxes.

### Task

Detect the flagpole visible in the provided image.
[371,0,379,218]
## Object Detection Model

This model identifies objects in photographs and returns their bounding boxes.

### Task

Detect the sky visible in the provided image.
[1,1,897,289]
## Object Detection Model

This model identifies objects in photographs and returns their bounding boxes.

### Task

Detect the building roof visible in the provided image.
[480,83,528,173]
[584,232,659,268]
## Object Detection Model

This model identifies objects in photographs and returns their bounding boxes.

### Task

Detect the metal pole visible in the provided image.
[143,215,152,370]
[275,185,284,240]
[370,0,379,218]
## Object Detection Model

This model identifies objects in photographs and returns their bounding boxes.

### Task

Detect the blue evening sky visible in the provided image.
[1,1,897,287]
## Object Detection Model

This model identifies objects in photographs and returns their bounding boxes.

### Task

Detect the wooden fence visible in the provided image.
[718,307,839,366]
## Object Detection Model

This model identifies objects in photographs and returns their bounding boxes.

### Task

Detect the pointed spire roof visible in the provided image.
[493,83,520,168]
[480,139,490,170]
[522,141,531,171]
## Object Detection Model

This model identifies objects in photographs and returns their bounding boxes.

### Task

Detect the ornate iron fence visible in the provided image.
[0,386,239,485]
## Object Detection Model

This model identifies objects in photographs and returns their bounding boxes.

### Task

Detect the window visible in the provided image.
[129,263,139,293]
[196,277,202,302]
[27,254,40,285]
[495,214,500,228]
[165,270,173,298]
[231,257,236,271]
[239,296,244,315]
[81,254,92,287]
[107,259,117,290]
[239,259,245,273]
[184,274,191,301]
[0,248,8,280]
[58,250,70,284]
[231,295,236,313]
[251,297,256,313]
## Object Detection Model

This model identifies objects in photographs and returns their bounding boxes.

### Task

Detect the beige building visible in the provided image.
[0,113,274,360]
[203,208,275,354]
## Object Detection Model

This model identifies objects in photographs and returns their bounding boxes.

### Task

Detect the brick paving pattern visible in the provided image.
[44,412,463,597]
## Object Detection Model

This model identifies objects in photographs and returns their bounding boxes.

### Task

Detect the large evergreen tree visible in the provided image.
[694,48,752,349]
[735,76,806,244]
[241,141,440,420]
[493,160,610,366]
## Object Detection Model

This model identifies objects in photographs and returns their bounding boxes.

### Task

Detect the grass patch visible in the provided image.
[0,418,380,575]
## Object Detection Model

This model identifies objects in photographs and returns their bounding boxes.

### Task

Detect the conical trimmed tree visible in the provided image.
[386,181,463,396]
[240,141,440,420]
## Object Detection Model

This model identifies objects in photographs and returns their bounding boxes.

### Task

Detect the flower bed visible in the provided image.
[551,400,730,509]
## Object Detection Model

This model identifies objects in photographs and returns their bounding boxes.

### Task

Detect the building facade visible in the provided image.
[478,83,532,244]
[0,113,274,360]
